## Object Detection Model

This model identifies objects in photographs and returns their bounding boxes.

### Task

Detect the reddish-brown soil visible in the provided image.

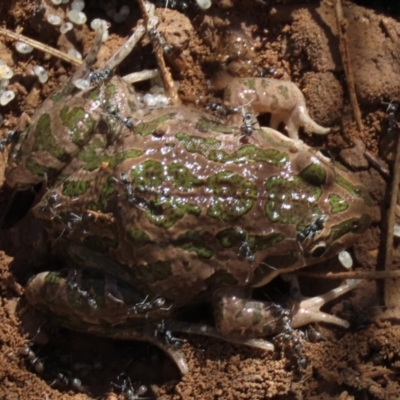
[1,0,400,399]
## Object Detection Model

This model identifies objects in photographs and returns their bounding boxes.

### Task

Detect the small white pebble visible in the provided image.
[51,0,62,4]
[143,93,157,107]
[90,18,103,30]
[33,66,49,83]
[47,14,62,25]
[338,250,353,269]
[0,65,13,80]
[68,48,82,60]
[153,94,169,106]
[68,9,87,25]
[0,90,16,106]
[101,30,109,42]
[113,5,130,23]
[60,22,74,34]
[15,41,34,54]
[71,0,85,11]
[394,224,400,237]
[74,78,90,90]
[90,19,108,41]
[196,0,212,9]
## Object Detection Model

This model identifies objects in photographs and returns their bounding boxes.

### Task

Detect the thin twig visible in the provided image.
[122,69,159,84]
[136,0,180,105]
[335,0,363,131]
[296,269,400,280]
[383,130,400,307]
[104,24,146,71]
[0,27,82,67]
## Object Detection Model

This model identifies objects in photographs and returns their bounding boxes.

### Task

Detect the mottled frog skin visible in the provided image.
[6,74,374,373]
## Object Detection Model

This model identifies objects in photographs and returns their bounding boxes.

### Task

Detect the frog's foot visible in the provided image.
[167,321,275,351]
[289,278,362,329]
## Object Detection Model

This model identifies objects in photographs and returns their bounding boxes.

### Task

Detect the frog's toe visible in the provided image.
[290,278,362,329]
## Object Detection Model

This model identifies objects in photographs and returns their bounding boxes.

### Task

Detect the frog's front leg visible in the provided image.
[224,77,330,140]
[212,279,361,340]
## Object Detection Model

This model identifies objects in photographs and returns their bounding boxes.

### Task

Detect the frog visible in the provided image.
[4,23,374,375]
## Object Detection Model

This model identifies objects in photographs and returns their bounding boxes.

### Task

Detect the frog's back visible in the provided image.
[31,105,373,305]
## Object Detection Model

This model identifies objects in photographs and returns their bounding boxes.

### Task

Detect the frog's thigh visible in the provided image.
[212,287,284,338]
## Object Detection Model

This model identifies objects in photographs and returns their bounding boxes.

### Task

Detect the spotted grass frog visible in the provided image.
[4,26,374,374]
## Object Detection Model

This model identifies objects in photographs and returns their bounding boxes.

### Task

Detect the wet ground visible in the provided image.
[1,0,400,399]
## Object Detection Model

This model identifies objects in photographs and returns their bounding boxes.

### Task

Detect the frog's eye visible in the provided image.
[309,242,327,258]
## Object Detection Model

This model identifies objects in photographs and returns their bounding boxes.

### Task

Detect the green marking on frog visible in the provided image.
[264,175,322,230]
[249,233,285,252]
[196,119,236,134]
[62,180,90,197]
[145,197,201,228]
[209,145,289,167]
[25,157,55,177]
[277,85,289,100]
[133,114,174,137]
[77,136,108,163]
[87,86,101,101]
[176,132,221,154]
[131,160,165,188]
[167,163,204,190]
[330,214,372,241]
[33,114,66,159]
[270,95,279,109]
[127,228,152,247]
[135,261,172,284]
[87,176,116,211]
[207,171,257,222]
[244,78,256,91]
[174,230,214,259]
[84,149,143,171]
[299,163,326,186]
[59,106,95,146]
[216,228,284,252]
[335,175,374,206]
[328,193,349,213]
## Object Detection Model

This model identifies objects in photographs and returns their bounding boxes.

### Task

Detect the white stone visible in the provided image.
[60,22,74,34]
[0,90,16,106]
[47,14,62,25]
[338,250,353,269]
[68,9,87,25]
[0,65,13,80]
[33,66,49,83]
[74,79,90,90]
[15,41,34,54]
[71,0,85,11]
[68,48,82,60]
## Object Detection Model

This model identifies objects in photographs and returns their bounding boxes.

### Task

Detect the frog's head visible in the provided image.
[254,145,375,285]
